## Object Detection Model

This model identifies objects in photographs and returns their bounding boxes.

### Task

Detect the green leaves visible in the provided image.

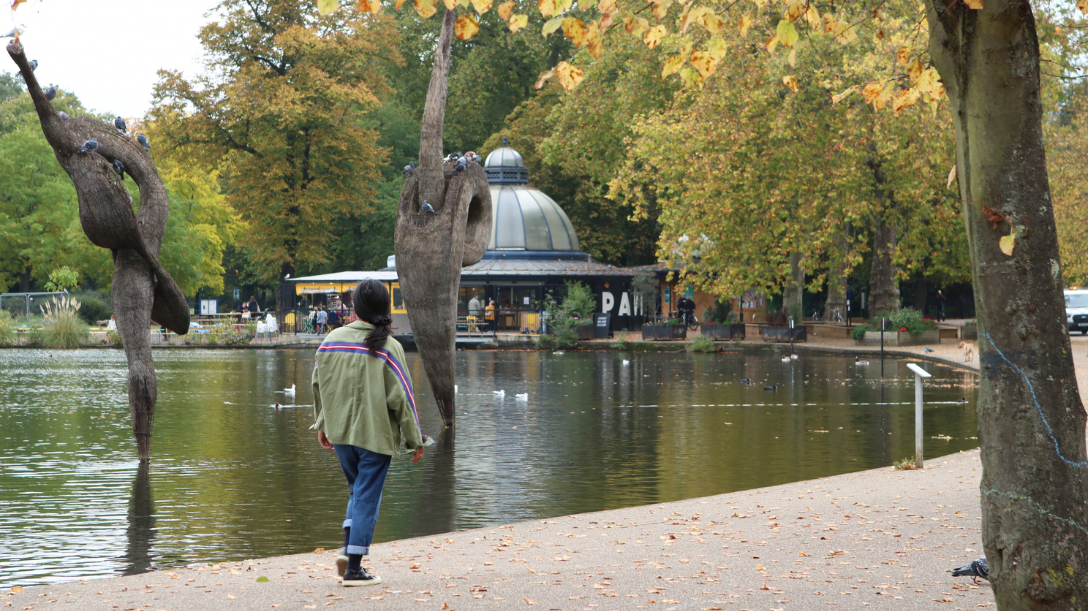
[317,0,340,15]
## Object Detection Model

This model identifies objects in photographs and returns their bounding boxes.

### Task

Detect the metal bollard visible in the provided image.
[906,363,932,468]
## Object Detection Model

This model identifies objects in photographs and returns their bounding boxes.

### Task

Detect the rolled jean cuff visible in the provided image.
[346,545,369,555]
[342,519,352,529]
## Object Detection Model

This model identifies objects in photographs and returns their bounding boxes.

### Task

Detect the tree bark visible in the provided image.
[825,235,848,322]
[869,215,900,314]
[926,1,1088,606]
[394,10,492,427]
[782,252,804,320]
[7,42,190,462]
[19,266,30,293]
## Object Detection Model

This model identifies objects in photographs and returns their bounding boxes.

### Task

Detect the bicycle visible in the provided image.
[679,310,700,331]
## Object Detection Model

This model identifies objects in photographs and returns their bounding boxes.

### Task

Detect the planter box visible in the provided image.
[761,326,807,343]
[701,323,746,341]
[855,331,896,346]
[572,324,595,341]
[898,329,940,346]
[641,324,687,341]
[961,325,978,340]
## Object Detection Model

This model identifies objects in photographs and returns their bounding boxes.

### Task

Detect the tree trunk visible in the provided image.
[19,266,30,293]
[782,252,804,320]
[7,42,189,462]
[926,1,1088,606]
[825,236,848,322]
[914,275,928,317]
[394,10,492,427]
[869,216,900,314]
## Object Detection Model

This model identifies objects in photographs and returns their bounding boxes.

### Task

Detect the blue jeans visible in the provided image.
[333,445,392,556]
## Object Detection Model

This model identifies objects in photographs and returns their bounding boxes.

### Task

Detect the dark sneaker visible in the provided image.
[342,568,381,587]
[335,553,348,577]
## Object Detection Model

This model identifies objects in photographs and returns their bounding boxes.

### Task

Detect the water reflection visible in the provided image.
[0,348,979,587]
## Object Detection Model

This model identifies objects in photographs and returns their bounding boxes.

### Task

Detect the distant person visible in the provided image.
[936,290,947,322]
[485,299,496,332]
[106,315,116,330]
[312,279,427,587]
[677,295,695,318]
[468,293,482,318]
[246,296,261,316]
[327,307,342,330]
[317,305,329,334]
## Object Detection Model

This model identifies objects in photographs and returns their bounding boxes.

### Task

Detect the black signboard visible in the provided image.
[594,313,611,339]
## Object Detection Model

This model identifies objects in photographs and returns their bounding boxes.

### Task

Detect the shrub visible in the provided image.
[552,322,580,349]
[561,281,596,321]
[614,335,630,350]
[106,330,123,347]
[893,457,919,470]
[0,311,15,346]
[880,308,936,334]
[703,299,733,325]
[850,325,869,341]
[41,295,88,349]
[537,333,557,351]
[689,335,715,353]
[212,322,253,346]
[73,291,111,325]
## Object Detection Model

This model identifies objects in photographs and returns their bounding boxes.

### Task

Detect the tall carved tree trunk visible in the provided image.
[926,1,1088,606]
[868,215,900,314]
[394,10,492,427]
[825,235,848,322]
[8,43,190,461]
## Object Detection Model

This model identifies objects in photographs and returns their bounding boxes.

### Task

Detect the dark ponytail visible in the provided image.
[352,279,392,352]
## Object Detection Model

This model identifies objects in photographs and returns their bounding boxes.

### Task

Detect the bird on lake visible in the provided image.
[791,354,799,360]
[2,25,26,38]
[740,378,752,385]
[924,347,935,353]
[44,86,56,100]
[420,200,435,213]
[515,393,528,401]
[58,111,69,121]
[112,159,124,179]
[951,556,989,583]
[781,356,791,363]
[78,138,98,154]
[402,161,416,175]
[956,397,968,404]
[553,351,565,355]
[622,359,629,366]
[855,356,870,366]
[29,59,37,71]
[137,133,150,152]
[114,116,126,132]
[273,401,281,410]
[493,389,505,397]
[764,384,777,391]
[281,384,296,398]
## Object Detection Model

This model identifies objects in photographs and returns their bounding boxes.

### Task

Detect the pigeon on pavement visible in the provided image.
[78,138,98,154]
[951,557,989,583]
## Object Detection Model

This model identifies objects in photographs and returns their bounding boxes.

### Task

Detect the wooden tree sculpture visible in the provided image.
[394,9,493,427]
[7,42,190,461]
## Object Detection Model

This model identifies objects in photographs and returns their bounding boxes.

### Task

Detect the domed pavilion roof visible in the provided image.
[482,142,581,253]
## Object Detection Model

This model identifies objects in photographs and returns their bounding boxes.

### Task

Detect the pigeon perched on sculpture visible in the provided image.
[114,116,126,132]
[951,557,989,583]
[402,160,416,175]
[78,138,98,153]
[28,59,36,71]
[137,133,150,152]
[57,111,68,121]
[44,86,56,100]
[112,159,124,179]
[420,200,435,213]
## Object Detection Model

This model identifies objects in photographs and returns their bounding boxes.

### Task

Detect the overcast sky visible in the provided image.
[2,0,221,119]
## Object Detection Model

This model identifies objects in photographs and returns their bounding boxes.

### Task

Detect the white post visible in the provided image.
[906,363,932,468]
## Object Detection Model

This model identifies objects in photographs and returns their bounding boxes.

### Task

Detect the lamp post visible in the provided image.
[906,363,932,468]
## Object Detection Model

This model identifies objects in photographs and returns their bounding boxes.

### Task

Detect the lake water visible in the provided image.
[0,347,978,587]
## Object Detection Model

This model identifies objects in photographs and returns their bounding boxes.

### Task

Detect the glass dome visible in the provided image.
[484,143,530,185]
[488,184,580,252]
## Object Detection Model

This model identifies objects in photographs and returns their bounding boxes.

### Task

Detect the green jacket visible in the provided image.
[311,321,424,456]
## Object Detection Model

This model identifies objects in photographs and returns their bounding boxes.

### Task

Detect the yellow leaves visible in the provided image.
[538,0,557,17]
[471,0,492,14]
[396,0,408,9]
[776,19,799,47]
[682,6,708,33]
[443,0,457,10]
[585,21,603,57]
[823,13,856,43]
[679,68,704,89]
[766,33,779,54]
[498,0,514,19]
[11,0,26,10]
[455,13,480,39]
[623,13,650,36]
[964,0,982,8]
[892,87,921,113]
[535,68,555,89]
[689,51,718,78]
[946,165,957,190]
[662,52,688,77]
[599,0,616,12]
[509,12,528,30]
[751,0,767,8]
[543,16,563,35]
[652,0,670,20]
[1079,0,1088,17]
[317,0,340,15]
[739,14,753,37]
[785,1,806,23]
[896,46,911,66]
[999,232,1016,256]
[698,10,724,34]
[831,86,856,104]
[358,0,381,13]
[556,61,584,90]
[863,81,891,109]
[906,58,923,83]
[804,4,821,31]
[562,17,586,45]
[644,24,667,49]
[414,0,438,18]
[707,37,728,61]
[782,74,799,93]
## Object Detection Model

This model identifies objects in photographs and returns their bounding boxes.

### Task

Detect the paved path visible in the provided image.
[11,332,1088,610]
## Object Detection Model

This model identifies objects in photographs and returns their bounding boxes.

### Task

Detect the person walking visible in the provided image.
[935,290,947,322]
[312,279,428,587]
[317,305,329,334]
[484,298,496,332]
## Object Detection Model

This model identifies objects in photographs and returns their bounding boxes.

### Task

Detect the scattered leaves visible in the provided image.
[414,0,438,18]
[455,13,480,39]
[498,0,514,18]
[471,0,492,14]
[644,24,667,48]
[555,61,584,90]
[782,75,799,93]
[999,232,1017,256]
[509,13,529,31]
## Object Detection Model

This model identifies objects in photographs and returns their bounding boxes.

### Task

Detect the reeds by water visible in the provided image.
[41,295,88,349]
